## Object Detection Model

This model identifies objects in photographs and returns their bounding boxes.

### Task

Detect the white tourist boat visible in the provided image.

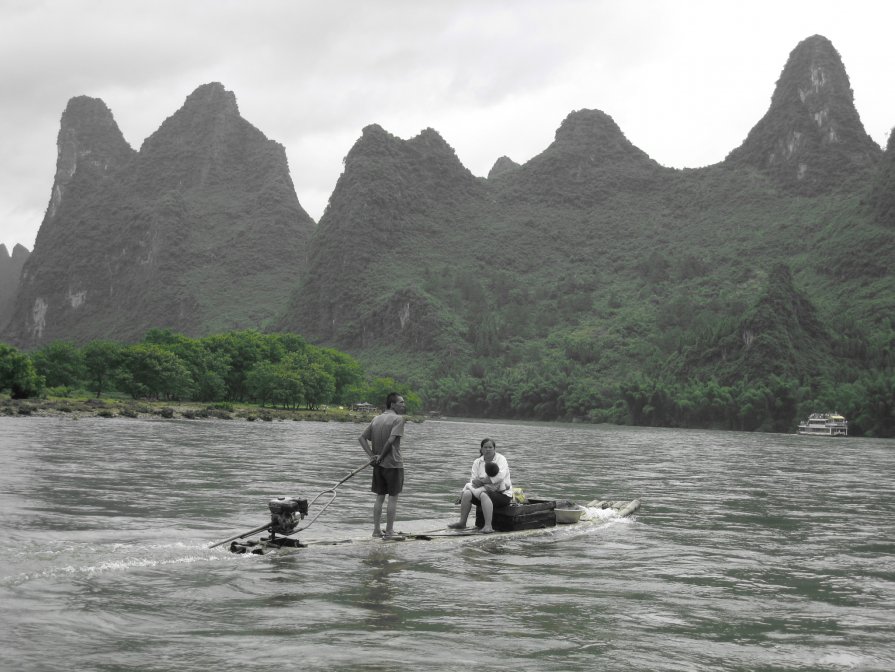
[797,413,848,436]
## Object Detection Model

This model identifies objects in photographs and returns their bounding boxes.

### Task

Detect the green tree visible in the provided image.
[245,361,277,406]
[851,372,895,437]
[117,344,195,400]
[31,341,85,389]
[299,360,336,410]
[270,332,309,357]
[763,375,802,433]
[245,358,308,409]
[0,344,44,399]
[82,340,122,398]
[144,329,229,401]
[204,330,272,401]
[732,382,769,432]
[316,347,363,404]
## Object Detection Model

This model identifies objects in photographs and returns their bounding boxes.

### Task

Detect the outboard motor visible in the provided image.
[216,457,377,555]
[229,496,310,554]
[268,496,309,536]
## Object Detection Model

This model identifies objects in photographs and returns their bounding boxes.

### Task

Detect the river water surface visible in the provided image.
[1,415,893,671]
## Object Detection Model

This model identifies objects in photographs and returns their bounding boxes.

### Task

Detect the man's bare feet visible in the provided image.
[447,522,466,529]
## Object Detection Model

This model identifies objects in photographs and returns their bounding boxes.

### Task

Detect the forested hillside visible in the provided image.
[281,35,894,436]
[3,35,893,435]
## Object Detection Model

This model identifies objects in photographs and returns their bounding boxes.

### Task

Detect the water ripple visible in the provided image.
[1,417,894,671]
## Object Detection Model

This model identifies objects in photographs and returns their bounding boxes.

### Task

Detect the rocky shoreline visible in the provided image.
[0,397,379,423]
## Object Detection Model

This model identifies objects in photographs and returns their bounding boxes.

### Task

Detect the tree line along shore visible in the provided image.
[0,395,401,423]
[0,328,422,419]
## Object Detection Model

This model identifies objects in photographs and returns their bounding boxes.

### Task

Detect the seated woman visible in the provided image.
[448,437,513,534]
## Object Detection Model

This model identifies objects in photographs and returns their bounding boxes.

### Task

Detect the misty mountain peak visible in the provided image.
[492,108,660,206]
[135,83,294,195]
[0,243,29,328]
[726,34,880,192]
[142,82,242,152]
[57,96,133,163]
[487,156,520,179]
[555,109,619,144]
[48,96,135,220]
[11,243,30,261]
[552,109,653,163]
[408,127,458,156]
[358,123,390,141]
[351,125,462,165]
[1,242,30,264]
[347,124,475,181]
[344,124,396,162]
[182,81,239,115]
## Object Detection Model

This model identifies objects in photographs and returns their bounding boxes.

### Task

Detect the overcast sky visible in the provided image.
[1,0,892,251]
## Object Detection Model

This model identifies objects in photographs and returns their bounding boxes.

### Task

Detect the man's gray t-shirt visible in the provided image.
[361,409,406,468]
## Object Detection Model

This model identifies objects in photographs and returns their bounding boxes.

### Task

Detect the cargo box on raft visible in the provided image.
[474,498,575,531]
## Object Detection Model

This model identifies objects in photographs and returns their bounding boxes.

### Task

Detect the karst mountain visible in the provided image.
[4,83,314,345]
[1,34,892,430]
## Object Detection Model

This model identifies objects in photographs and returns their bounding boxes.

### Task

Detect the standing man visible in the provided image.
[358,392,407,539]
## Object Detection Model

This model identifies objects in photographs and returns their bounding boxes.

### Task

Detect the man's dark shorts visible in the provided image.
[372,466,404,496]
[472,490,512,508]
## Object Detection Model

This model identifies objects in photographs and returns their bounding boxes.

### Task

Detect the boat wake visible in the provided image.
[578,504,637,524]
[0,540,236,588]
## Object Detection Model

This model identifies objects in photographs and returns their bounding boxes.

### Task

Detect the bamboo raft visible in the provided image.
[221,497,642,555]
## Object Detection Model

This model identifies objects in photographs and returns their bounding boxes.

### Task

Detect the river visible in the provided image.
[1,415,893,671]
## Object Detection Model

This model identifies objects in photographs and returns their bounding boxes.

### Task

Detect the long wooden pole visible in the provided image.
[208,522,271,549]
[332,457,376,488]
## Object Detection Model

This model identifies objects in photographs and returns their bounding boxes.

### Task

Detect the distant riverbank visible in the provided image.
[0,396,394,423]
